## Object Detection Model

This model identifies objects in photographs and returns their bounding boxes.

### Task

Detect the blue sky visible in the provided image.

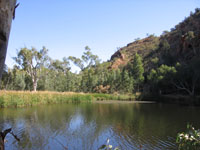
[6,0,199,71]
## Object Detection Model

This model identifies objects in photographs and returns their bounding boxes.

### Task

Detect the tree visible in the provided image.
[159,39,170,51]
[185,31,196,55]
[131,53,144,92]
[68,46,101,71]
[106,69,122,93]
[49,57,70,73]
[68,56,84,70]
[13,47,49,91]
[173,59,200,96]
[82,46,101,68]
[12,69,26,90]
[121,70,133,93]
[147,64,177,94]
[0,0,18,83]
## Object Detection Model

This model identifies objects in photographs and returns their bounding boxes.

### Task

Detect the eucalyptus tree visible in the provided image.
[68,46,101,92]
[0,0,18,83]
[47,57,71,91]
[68,46,101,71]
[82,46,101,68]
[13,47,49,91]
[49,57,71,73]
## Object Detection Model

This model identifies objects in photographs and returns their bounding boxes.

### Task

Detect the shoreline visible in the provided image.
[94,100,155,104]
[0,90,135,108]
[141,94,200,106]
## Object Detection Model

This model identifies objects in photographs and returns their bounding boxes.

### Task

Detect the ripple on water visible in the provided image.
[0,103,200,150]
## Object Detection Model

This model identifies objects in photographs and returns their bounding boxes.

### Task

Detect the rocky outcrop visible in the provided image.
[110,36,159,69]
[110,51,127,69]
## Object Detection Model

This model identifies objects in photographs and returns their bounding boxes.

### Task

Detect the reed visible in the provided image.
[0,91,135,108]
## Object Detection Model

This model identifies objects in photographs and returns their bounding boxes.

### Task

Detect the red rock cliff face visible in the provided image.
[110,51,127,69]
[110,36,159,69]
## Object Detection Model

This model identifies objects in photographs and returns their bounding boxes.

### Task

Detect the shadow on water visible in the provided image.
[0,103,200,150]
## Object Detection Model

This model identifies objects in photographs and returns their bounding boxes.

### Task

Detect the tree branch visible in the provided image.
[13,3,20,20]
[0,128,20,150]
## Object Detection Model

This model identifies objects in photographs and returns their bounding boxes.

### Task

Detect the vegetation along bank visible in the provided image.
[0,91,135,108]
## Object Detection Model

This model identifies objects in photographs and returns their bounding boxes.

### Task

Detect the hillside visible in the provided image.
[110,36,159,70]
[110,8,200,72]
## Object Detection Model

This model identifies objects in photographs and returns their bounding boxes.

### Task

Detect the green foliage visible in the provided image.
[68,56,84,70]
[13,70,26,90]
[173,59,200,96]
[151,57,159,64]
[177,124,200,150]
[0,91,134,108]
[13,47,49,91]
[147,69,157,83]
[0,65,11,90]
[151,65,176,80]
[68,46,101,71]
[127,53,144,92]
[159,39,170,51]
[132,53,144,84]
[121,70,134,93]
[186,31,195,40]
[147,58,200,96]
[147,65,177,93]
[49,57,70,73]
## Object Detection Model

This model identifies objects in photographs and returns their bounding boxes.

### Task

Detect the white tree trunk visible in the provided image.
[33,81,37,92]
[0,0,17,81]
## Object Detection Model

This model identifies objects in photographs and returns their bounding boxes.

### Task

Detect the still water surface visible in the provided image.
[0,102,200,150]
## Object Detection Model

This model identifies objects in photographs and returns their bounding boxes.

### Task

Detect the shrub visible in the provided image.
[176,124,200,150]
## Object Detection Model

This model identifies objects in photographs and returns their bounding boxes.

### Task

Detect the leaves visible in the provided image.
[68,46,101,71]
[177,125,200,150]
[12,47,50,91]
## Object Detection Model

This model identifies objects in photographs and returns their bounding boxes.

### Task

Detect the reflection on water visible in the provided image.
[0,103,200,150]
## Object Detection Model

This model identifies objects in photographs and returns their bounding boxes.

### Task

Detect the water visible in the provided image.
[0,102,200,150]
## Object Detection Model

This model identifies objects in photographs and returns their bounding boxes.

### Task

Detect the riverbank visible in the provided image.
[141,94,200,106]
[94,100,155,104]
[0,91,135,108]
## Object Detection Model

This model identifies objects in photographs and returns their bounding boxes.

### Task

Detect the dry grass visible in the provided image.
[0,91,135,108]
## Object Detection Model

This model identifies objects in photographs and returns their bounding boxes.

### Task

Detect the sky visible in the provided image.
[6,0,200,72]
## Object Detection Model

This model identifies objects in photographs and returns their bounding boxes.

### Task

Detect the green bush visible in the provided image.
[177,124,200,150]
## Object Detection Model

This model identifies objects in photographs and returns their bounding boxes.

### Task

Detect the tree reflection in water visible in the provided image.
[0,103,200,150]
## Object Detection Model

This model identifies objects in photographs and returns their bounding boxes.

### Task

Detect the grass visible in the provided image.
[92,93,135,101]
[0,91,135,108]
